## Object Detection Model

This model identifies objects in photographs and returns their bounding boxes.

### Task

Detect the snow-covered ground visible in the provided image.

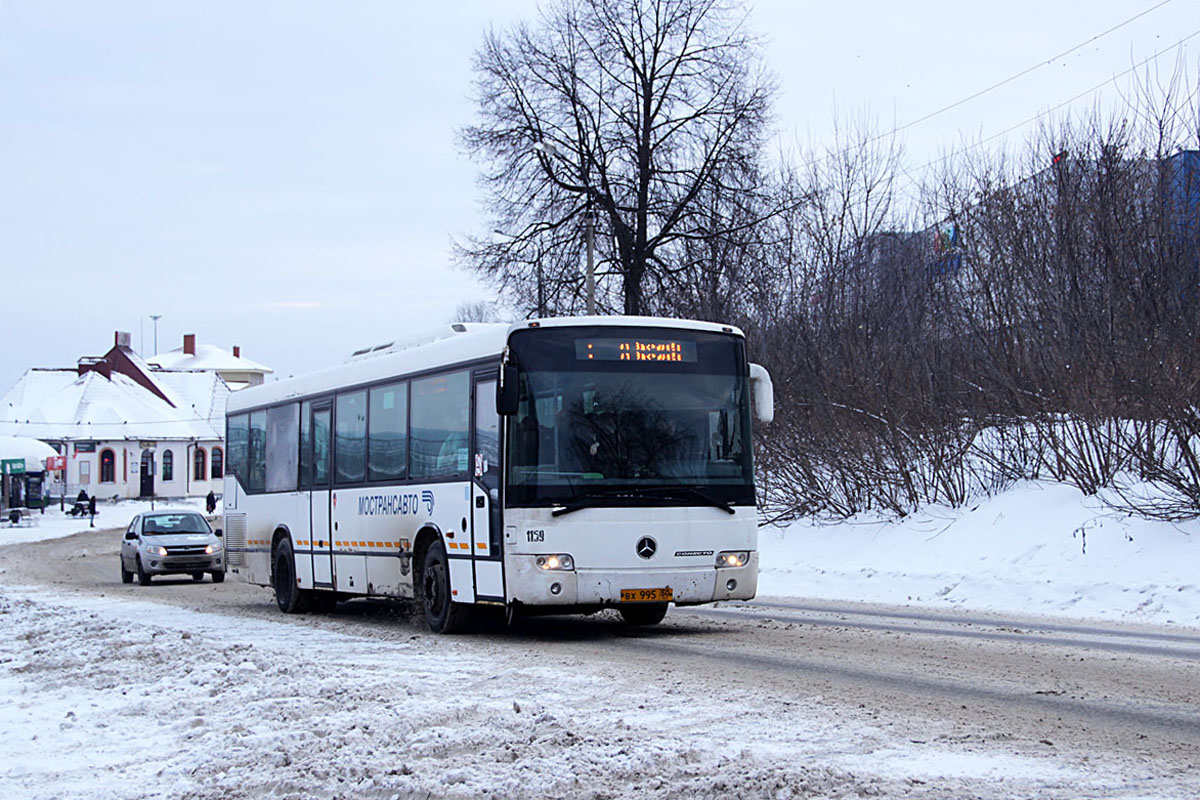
[759,480,1200,627]
[0,584,1164,800]
[2,485,1198,798]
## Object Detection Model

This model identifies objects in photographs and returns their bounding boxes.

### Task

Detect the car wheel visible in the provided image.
[120,560,133,584]
[192,572,205,582]
[618,602,668,626]
[211,570,225,584]
[136,557,152,586]
[273,539,309,613]
[420,540,468,634]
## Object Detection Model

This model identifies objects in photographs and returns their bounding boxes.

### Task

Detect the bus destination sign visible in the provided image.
[575,338,698,363]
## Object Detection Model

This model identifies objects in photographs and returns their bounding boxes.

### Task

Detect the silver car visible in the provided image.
[120,510,225,585]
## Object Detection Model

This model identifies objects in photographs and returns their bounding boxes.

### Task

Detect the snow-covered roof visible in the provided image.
[147,344,272,374]
[0,367,228,442]
[0,435,59,466]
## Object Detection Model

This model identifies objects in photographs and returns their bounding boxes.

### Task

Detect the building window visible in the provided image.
[211,447,223,480]
[162,450,174,482]
[194,448,207,481]
[99,449,115,483]
[79,460,91,485]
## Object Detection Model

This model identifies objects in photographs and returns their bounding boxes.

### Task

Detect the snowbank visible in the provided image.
[0,497,213,546]
[759,480,1200,626]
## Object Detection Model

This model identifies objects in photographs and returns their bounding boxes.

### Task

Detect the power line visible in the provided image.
[796,1,1177,170]
[901,25,1200,181]
[888,0,1175,138]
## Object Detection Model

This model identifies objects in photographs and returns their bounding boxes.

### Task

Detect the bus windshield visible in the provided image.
[506,326,755,507]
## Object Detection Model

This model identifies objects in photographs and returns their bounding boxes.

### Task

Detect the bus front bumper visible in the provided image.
[506,552,758,607]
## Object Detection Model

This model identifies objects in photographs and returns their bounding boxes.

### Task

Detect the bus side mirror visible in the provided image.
[497,366,519,416]
[749,363,774,425]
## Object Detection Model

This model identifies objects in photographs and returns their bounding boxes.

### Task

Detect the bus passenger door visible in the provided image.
[472,375,504,600]
[309,403,335,588]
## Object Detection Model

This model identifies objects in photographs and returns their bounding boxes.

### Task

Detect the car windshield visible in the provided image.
[142,513,211,535]
[506,326,755,507]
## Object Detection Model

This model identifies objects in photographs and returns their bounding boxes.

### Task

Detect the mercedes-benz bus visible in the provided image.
[222,317,773,632]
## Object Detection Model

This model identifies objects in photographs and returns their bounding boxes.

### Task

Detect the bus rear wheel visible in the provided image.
[273,539,310,614]
[420,540,468,634]
[618,603,668,626]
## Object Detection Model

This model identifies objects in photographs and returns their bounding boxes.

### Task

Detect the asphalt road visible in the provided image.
[5,525,1199,787]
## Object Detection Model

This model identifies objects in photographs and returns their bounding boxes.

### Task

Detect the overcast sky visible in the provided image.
[1,0,1195,391]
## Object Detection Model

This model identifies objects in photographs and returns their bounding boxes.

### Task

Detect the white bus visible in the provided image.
[222,317,773,632]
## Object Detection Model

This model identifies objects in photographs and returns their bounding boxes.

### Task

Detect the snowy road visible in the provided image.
[2,526,1199,799]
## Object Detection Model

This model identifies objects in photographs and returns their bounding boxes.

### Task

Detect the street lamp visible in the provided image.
[533,141,596,315]
[149,314,162,356]
[493,229,545,318]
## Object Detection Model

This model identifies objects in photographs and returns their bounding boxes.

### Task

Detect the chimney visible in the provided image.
[114,331,132,349]
[233,345,241,358]
[183,334,196,355]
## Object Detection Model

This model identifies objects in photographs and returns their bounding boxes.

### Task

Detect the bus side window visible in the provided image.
[335,391,367,484]
[248,410,267,493]
[300,401,312,487]
[265,403,300,492]
[411,371,469,480]
[227,413,249,480]
[368,382,408,481]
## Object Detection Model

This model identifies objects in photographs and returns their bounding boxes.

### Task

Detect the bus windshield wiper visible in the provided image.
[551,486,736,517]
[647,485,736,515]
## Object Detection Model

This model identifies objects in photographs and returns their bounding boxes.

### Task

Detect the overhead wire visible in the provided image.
[886,0,1175,139]
[900,25,1200,182]
[795,0,1179,172]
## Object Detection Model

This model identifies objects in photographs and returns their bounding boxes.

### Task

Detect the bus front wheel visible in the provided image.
[420,540,468,634]
[618,603,668,626]
[273,539,310,614]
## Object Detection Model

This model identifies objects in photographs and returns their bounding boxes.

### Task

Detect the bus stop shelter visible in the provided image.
[1,436,58,516]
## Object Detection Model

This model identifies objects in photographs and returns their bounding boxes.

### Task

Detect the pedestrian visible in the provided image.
[206,490,217,515]
[88,493,96,528]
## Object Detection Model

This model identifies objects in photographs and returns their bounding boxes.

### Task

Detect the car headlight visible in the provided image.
[715,551,749,568]
[535,554,574,571]
[145,545,168,557]
[205,543,222,554]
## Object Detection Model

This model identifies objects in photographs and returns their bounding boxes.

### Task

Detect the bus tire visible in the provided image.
[618,603,668,626]
[420,539,468,634]
[273,539,310,614]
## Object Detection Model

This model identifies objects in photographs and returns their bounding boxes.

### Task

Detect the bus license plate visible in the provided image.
[620,587,673,603]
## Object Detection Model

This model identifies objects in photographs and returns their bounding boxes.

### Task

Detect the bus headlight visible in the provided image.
[535,554,574,571]
[715,551,749,568]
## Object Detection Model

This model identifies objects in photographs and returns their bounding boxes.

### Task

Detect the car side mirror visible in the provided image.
[124,531,137,540]
[496,365,519,416]
[214,528,223,538]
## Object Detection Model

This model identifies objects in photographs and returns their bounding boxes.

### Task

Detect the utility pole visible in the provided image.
[585,205,595,315]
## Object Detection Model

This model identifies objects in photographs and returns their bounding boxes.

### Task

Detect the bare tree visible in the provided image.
[458,0,776,316]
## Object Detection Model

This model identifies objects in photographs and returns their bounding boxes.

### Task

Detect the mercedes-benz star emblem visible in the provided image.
[636,536,657,559]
